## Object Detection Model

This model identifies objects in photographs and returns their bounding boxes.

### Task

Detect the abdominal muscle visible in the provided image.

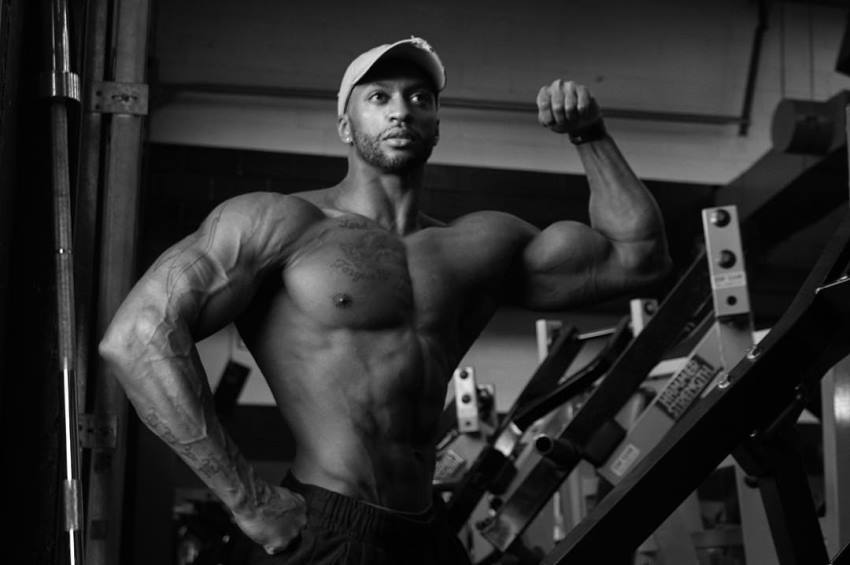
[241,302,453,513]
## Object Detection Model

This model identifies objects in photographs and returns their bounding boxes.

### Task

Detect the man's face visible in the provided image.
[343,62,440,173]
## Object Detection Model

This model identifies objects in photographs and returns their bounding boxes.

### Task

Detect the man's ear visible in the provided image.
[337,115,353,145]
[434,119,440,146]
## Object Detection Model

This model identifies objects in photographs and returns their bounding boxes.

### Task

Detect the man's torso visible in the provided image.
[235,192,533,511]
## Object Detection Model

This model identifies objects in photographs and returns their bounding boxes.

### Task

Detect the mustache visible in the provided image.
[381,128,421,141]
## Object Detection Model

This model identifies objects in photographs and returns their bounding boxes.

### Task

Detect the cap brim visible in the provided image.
[338,37,446,116]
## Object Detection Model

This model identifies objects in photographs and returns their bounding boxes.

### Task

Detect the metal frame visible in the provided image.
[446,325,583,531]
[821,103,850,561]
[82,0,152,564]
[543,209,850,565]
[823,357,850,558]
[477,317,634,552]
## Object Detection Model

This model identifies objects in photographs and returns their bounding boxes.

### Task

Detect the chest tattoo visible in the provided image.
[331,231,407,284]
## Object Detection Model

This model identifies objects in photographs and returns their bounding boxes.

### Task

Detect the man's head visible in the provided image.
[337,37,446,173]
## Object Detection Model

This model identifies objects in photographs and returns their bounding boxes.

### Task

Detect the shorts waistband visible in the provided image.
[282,472,440,543]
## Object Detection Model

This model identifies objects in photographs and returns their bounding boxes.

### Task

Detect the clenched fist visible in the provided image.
[536,80,603,137]
[232,484,308,555]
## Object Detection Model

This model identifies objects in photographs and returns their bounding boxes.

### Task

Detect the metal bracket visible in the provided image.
[453,367,480,434]
[90,81,149,115]
[78,414,118,449]
[39,71,81,101]
[702,206,751,318]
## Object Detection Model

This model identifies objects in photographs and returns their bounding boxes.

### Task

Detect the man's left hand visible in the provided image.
[536,79,601,135]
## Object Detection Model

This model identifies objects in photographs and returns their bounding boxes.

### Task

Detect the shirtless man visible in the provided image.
[100,37,670,563]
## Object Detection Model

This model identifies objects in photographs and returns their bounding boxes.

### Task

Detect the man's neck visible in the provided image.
[331,163,424,235]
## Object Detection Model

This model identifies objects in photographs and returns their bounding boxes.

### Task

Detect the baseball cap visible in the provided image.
[337,36,446,116]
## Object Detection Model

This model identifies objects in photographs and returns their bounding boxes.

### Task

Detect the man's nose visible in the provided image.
[387,96,412,123]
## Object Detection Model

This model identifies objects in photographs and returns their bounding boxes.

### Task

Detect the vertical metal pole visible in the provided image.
[42,0,83,562]
[534,320,575,545]
[822,358,850,559]
[0,0,16,403]
[84,0,150,563]
[74,0,109,441]
[820,106,850,559]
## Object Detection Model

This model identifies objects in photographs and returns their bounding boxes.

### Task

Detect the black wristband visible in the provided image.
[569,119,607,145]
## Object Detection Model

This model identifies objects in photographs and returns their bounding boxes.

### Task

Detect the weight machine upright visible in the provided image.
[819,103,850,561]
[541,201,850,565]
[81,0,151,564]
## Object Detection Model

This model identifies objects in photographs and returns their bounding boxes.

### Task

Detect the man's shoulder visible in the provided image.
[205,192,328,257]
[448,210,537,239]
[218,191,325,219]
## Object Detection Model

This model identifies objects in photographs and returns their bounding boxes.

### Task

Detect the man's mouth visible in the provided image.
[382,130,418,146]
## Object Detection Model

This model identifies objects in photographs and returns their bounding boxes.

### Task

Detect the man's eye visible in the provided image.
[369,92,389,103]
[411,92,434,106]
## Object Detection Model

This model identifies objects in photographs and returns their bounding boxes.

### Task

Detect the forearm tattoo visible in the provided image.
[130,205,285,513]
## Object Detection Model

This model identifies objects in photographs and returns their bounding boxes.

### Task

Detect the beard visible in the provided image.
[351,127,436,173]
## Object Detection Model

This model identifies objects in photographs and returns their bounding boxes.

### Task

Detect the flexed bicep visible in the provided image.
[518,220,616,309]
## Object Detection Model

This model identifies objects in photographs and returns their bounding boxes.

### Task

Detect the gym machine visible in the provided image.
[447,191,850,564]
[542,201,850,565]
[444,319,635,534]
[530,103,850,565]
[442,324,603,528]
[469,206,753,563]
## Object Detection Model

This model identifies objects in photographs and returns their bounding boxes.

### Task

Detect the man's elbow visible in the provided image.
[98,310,159,378]
[98,327,130,370]
[99,320,137,380]
[619,239,673,289]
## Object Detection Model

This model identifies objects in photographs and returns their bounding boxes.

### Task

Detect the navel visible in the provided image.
[332,293,353,308]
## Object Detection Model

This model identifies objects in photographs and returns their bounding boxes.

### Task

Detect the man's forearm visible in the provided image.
[136,379,271,515]
[101,319,272,516]
[577,134,666,245]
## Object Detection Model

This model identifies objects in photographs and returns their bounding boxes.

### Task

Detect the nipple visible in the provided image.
[333,293,353,308]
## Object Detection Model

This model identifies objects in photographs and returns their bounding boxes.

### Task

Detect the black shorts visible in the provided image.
[238,472,472,565]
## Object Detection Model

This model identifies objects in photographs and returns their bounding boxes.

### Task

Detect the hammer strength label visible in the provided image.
[656,355,719,421]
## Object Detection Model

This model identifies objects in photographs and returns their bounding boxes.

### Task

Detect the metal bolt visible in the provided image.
[746,345,761,360]
[459,369,469,379]
[461,394,472,404]
[710,209,731,227]
[718,250,737,269]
